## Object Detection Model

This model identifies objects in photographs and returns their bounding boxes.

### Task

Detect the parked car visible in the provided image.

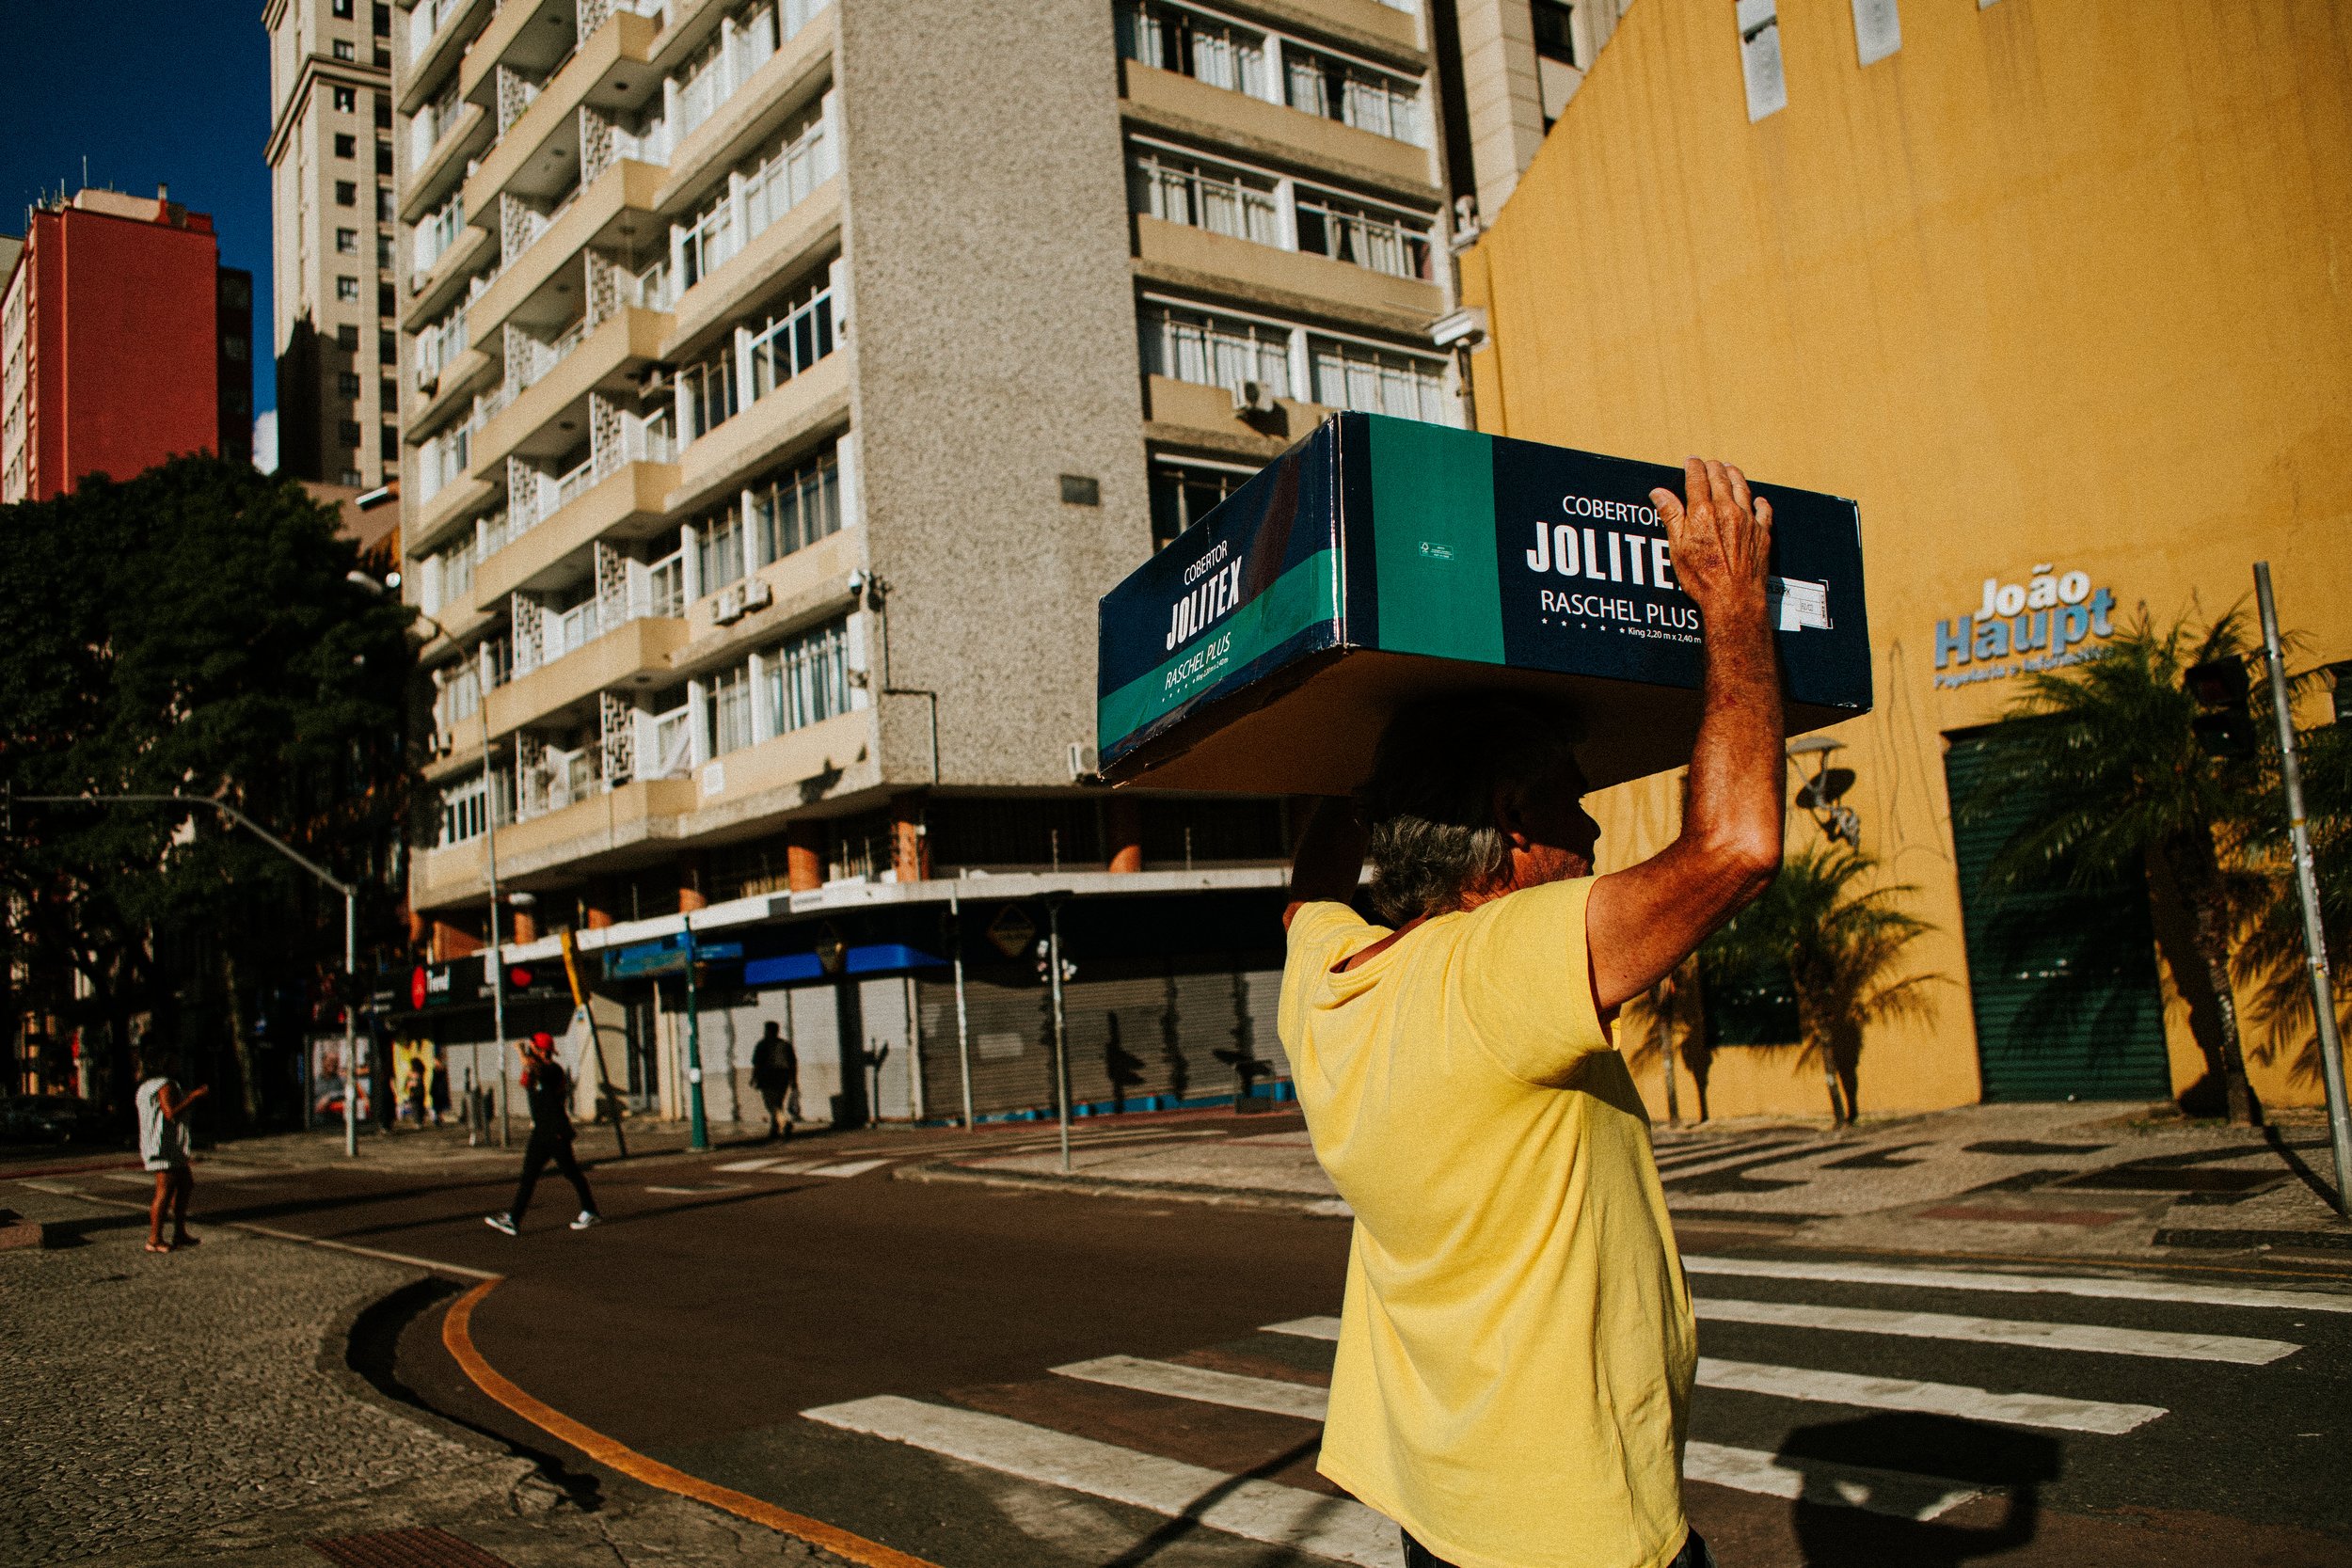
[0,1094,119,1146]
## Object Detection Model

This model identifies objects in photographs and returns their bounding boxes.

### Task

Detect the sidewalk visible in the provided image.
[904,1101,2352,1267]
[0,1182,856,1568]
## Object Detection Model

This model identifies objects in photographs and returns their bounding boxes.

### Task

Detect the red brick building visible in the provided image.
[1,186,253,503]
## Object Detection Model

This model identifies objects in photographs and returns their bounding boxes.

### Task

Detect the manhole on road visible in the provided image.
[310,1526,515,1567]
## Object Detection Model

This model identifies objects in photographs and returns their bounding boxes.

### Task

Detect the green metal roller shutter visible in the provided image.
[1944,731,2172,1101]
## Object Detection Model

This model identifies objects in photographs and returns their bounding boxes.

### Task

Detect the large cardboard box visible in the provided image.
[1097,414,1870,794]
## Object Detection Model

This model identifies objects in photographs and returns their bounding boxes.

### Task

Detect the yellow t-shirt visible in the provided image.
[1279,879,1694,1568]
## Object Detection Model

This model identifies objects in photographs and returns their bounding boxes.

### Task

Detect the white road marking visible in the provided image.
[802,1395,1403,1568]
[1682,1441,1982,1521]
[1683,1254,2352,1314]
[643,1183,747,1196]
[1054,1355,1328,1420]
[1264,1316,1343,1341]
[713,1158,787,1172]
[1694,1294,2297,1364]
[1696,1357,2166,1433]
[806,1158,890,1178]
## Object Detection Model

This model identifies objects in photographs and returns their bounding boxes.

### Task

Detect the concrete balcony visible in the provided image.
[469,306,670,478]
[470,460,676,609]
[660,175,840,361]
[402,222,494,333]
[652,9,836,218]
[412,776,698,910]
[407,345,498,443]
[683,708,870,824]
[460,0,577,107]
[463,160,662,348]
[406,469,501,559]
[487,612,692,740]
[399,0,498,115]
[1120,63,1438,199]
[462,11,664,216]
[1144,373,1336,462]
[1134,214,1443,335]
[401,102,493,226]
[673,522,862,663]
[666,350,850,517]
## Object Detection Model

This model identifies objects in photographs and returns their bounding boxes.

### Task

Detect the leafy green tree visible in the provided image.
[0,457,415,1128]
[1699,845,1937,1124]
[1957,612,2266,1123]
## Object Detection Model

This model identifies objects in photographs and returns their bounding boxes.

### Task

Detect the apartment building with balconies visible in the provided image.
[265,0,403,488]
[388,0,1472,1132]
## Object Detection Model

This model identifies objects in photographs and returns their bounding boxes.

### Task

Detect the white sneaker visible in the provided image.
[570,1211,601,1230]
[485,1214,518,1237]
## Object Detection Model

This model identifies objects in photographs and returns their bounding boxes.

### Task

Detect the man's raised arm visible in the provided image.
[1585,458,1785,1009]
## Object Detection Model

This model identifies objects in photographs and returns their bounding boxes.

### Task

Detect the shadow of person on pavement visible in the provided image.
[1779,1413,2061,1565]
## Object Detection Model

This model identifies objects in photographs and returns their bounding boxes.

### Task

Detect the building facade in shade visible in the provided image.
[1460,0,2352,1118]
[0,190,252,504]
[264,0,401,488]
[388,0,1473,1130]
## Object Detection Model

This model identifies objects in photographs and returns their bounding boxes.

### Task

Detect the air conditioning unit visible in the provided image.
[741,578,773,612]
[413,363,440,397]
[712,585,747,625]
[1232,380,1279,417]
[1067,741,1100,783]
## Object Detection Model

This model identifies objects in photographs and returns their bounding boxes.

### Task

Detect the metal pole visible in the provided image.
[343,892,359,1159]
[683,912,709,1151]
[1049,900,1071,1174]
[951,894,974,1130]
[2254,562,2352,1213]
[479,693,509,1148]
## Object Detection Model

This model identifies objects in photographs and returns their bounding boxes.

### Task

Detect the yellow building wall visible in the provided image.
[1461,0,2352,1117]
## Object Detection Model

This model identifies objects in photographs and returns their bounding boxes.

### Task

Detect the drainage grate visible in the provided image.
[310,1528,516,1568]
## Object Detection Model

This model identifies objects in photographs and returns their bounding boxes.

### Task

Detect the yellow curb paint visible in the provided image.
[440,1279,941,1568]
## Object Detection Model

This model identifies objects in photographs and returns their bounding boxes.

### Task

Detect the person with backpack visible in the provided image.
[485,1033,600,1235]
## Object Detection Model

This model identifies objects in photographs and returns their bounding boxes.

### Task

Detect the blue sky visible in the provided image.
[0,2,278,414]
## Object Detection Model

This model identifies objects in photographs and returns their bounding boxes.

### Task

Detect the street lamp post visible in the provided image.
[367,578,512,1148]
[21,793,365,1158]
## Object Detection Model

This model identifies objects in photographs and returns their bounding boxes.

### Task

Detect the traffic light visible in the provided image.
[2185,657,2257,759]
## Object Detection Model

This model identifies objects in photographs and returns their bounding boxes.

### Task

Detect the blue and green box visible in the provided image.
[1097,413,1871,793]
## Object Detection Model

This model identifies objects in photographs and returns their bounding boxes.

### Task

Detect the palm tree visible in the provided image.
[2231,715,2352,1085]
[1958,611,2265,1123]
[1700,845,1938,1124]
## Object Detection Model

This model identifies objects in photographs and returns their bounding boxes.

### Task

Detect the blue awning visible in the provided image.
[605,934,745,978]
[743,942,947,987]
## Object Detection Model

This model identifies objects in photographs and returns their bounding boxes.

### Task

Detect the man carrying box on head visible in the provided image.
[1279,458,1786,1568]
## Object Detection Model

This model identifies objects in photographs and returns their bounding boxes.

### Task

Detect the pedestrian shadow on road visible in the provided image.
[1778,1413,2061,1566]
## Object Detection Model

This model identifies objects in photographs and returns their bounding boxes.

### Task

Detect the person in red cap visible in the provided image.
[485,1032,601,1235]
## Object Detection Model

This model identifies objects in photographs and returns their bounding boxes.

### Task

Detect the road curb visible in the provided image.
[895,1159,1351,1216]
[2154,1226,2352,1254]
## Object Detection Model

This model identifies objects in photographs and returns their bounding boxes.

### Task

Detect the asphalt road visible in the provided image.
[149,1119,2352,1568]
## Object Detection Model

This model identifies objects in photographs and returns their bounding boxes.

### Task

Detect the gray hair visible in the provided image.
[1359,694,1584,924]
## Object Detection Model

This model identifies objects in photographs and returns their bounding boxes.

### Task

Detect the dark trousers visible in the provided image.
[1403,1528,1714,1568]
[510,1130,596,1220]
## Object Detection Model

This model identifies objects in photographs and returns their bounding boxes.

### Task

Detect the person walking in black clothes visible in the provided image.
[750,1020,798,1141]
[485,1033,601,1235]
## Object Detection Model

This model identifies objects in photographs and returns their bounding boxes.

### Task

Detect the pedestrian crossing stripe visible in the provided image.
[803,1395,1406,1568]
[1678,1442,1981,1522]
[1682,1254,2352,1314]
[1691,1295,2297,1364]
[1693,1356,2166,1434]
[708,1157,892,1178]
[1055,1354,1328,1420]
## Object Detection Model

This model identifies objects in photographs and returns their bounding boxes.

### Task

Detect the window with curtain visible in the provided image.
[1294,190,1432,278]
[763,618,850,736]
[1139,302,1292,400]
[697,503,745,593]
[1129,150,1279,246]
[1116,0,1268,98]
[750,444,843,565]
[1309,338,1452,424]
[1284,47,1424,145]
[708,663,755,756]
